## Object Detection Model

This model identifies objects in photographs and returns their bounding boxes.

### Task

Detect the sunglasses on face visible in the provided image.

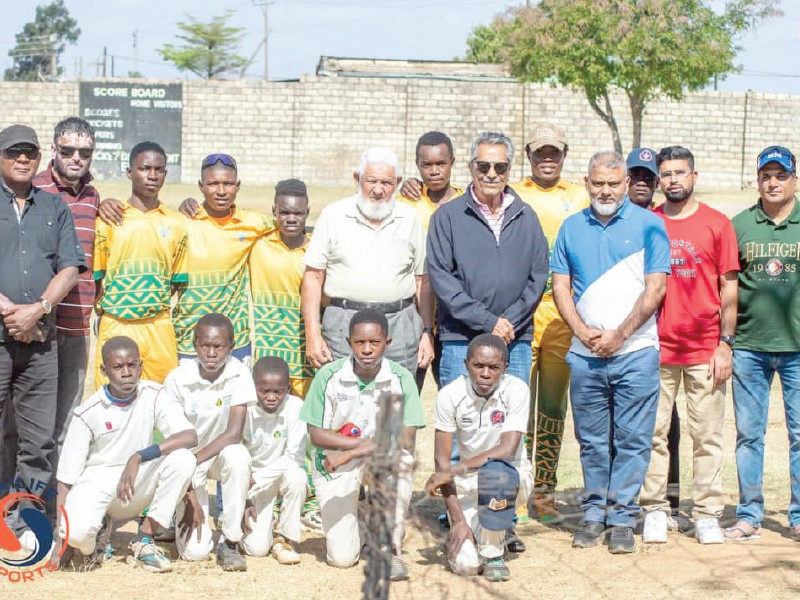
[474,160,510,175]
[3,146,40,160]
[202,153,237,170]
[57,145,94,160]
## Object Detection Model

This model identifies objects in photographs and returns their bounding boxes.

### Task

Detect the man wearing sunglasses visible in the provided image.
[427,129,548,388]
[1,118,100,517]
[0,123,85,537]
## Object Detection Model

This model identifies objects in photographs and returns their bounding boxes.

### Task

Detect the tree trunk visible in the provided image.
[628,92,645,150]
[586,90,623,155]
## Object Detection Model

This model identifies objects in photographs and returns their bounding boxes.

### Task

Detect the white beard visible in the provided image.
[590,197,624,217]
[356,193,395,221]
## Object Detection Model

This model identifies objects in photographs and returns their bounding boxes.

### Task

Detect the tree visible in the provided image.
[158,11,250,79]
[465,0,779,153]
[4,0,80,82]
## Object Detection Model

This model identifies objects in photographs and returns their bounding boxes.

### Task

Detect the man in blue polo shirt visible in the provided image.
[551,150,670,554]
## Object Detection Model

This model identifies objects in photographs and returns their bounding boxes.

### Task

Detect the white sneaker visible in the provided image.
[272,536,300,565]
[695,517,725,544]
[642,511,668,543]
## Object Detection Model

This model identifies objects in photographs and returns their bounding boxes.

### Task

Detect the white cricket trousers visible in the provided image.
[176,444,251,561]
[62,449,196,555]
[241,456,307,556]
[449,466,533,576]
[314,450,414,568]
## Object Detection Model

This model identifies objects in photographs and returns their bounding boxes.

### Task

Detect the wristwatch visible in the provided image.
[720,335,735,347]
[40,298,52,315]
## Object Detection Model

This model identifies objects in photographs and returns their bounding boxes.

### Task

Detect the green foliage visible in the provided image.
[465,0,779,151]
[4,0,80,81]
[158,11,249,79]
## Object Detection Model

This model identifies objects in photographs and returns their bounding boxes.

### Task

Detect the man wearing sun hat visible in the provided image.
[511,123,588,525]
[726,145,800,542]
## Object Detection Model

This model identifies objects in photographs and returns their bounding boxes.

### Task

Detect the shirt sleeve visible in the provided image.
[54,197,87,273]
[231,366,257,407]
[550,220,571,275]
[285,397,307,466]
[644,216,672,274]
[432,387,457,433]
[409,213,427,276]
[300,364,334,427]
[718,216,740,274]
[56,414,93,485]
[93,216,110,280]
[302,207,331,270]
[171,219,189,284]
[501,378,530,434]
[397,365,425,428]
[154,387,195,438]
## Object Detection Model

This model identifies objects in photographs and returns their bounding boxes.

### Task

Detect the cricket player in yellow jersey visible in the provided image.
[93,142,187,388]
[397,131,462,391]
[172,154,274,361]
[250,179,313,397]
[511,124,588,523]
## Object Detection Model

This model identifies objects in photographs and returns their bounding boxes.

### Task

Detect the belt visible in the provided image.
[328,296,415,314]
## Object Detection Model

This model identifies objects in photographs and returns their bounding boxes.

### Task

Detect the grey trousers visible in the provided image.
[321,303,422,373]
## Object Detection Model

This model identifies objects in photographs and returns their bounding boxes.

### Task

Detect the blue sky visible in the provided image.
[1,0,798,93]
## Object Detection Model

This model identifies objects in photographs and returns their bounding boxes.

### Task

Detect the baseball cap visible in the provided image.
[526,123,567,153]
[626,147,658,177]
[477,459,520,531]
[757,145,796,174]
[0,124,40,151]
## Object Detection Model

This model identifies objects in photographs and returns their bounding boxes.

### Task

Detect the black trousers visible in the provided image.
[0,339,57,532]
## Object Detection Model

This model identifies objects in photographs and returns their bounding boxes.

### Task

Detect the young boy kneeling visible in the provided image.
[240,356,307,564]
[55,336,197,572]
[299,309,425,581]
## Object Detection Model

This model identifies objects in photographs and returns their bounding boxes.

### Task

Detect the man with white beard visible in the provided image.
[551,151,670,554]
[301,147,434,373]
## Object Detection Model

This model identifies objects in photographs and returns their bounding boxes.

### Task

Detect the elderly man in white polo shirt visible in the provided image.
[301,147,434,373]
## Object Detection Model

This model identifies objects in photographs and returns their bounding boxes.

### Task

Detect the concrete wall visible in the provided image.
[2,77,798,190]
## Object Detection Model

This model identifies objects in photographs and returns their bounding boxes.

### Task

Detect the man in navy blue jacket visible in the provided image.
[427,131,549,388]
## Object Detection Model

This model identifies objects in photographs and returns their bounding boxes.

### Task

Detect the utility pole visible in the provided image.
[102,46,107,77]
[133,29,138,75]
[253,1,273,81]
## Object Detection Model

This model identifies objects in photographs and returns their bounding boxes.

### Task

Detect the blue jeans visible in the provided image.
[732,349,800,528]
[440,340,533,463]
[567,347,660,528]
[439,339,533,388]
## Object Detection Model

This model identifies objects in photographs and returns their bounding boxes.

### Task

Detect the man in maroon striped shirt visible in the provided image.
[1,117,99,503]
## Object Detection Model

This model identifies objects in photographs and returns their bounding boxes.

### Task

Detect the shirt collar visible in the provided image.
[266,229,310,250]
[520,177,568,192]
[124,198,167,215]
[1,179,35,202]
[339,356,393,385]
[467,183,515,213]
[754,197,800,225]
[185,356,240,385]
[462,373,511,404]
[196,204,245,223]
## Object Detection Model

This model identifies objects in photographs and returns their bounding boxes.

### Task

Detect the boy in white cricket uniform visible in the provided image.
[55,336,197,573]
[167,314,255,571]
[241,356,307,564]
[299,309,425,581]
[425,333,533,582]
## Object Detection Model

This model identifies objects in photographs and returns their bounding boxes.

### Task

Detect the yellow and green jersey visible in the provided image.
[249,230,313,397]
[93,202,187,320]
[173,206,274,355]
[397,184,463,231]
[512,177,589,297]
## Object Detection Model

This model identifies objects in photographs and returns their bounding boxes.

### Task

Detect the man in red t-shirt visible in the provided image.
[640,146,739,545]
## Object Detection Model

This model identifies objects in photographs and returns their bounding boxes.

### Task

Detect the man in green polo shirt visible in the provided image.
[725,145,800,542]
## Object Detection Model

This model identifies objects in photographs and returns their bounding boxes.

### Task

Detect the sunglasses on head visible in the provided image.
[57,145,94,160]
[474,160,510,175]
[3,146,40,160]
[202,153,237,170]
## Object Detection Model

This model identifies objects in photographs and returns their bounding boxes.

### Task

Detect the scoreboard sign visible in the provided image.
[79,82,183,181]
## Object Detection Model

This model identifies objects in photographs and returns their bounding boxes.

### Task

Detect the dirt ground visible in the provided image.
[4,186,798,599]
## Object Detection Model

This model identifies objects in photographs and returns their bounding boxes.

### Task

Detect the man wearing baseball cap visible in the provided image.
[512,123,588,525]
[626,147,660,209]
[726,145,800,541]
[0,123,85,535]
[425,333,533,582]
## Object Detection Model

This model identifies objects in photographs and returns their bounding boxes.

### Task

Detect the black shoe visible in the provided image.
[608,526,636,554]
[505,529,525,553]
[572,521,606,548]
